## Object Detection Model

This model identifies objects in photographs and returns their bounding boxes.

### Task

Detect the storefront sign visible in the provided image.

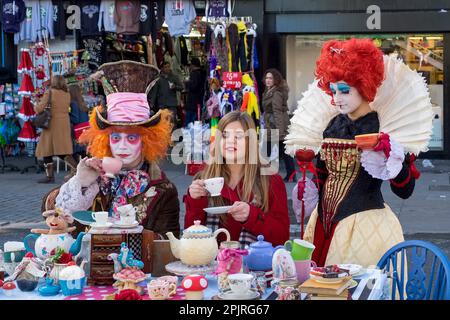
[223,72,242,89]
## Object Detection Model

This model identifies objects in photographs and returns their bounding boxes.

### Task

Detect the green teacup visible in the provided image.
[4,250,26,263]
[284,239,315,261]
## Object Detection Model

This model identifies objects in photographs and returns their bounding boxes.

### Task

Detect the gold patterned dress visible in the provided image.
[303,112,415,268]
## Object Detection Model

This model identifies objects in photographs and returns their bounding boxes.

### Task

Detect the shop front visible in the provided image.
[263,0,450,158]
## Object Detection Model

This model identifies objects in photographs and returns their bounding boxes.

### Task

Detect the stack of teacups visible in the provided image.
[283,239,316,284]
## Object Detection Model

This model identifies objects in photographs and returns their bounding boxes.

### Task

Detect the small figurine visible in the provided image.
[181,275,208,300]
[118,243,144,270]
[31,208,76,235]
[112,267,146,295]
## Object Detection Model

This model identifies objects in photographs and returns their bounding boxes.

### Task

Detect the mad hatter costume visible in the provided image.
[285,39,433,267]
[53,60,180,239]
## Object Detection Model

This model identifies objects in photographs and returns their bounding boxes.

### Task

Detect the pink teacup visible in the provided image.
[295,260,317,284]
[157,275,179,287]
[102,157,123,178]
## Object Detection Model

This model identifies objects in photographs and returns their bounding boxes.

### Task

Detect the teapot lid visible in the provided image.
[183,220,212,238]
[249,235,272,248]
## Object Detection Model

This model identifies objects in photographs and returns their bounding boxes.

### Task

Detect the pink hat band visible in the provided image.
[106,92,150,123]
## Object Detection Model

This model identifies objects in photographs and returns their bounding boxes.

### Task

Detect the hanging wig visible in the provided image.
[315,38,384,102]
[79,107,172,163]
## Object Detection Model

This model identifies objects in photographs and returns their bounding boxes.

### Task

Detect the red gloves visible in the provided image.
[373,133,391,158]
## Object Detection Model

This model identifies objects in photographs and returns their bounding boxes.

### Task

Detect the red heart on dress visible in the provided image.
[295,149,315,162]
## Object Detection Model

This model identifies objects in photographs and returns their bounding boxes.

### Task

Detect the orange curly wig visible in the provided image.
[79,107,173,163]
[315,38,385,103]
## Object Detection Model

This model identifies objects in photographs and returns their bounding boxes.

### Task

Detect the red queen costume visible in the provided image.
[285,39,434,267]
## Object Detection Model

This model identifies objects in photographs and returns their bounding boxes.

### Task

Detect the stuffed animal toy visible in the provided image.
[31,208,76,235]
[211,22,228,73]
[35,65,46,80]
[236,21,249,72]
[220,89,236,116]
[246,23,259,70]
[240,74,260,131]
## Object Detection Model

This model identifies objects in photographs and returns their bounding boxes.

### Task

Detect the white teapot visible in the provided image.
[166,220,230,266]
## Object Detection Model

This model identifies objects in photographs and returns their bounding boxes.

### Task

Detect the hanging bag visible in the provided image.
[32,89,52,129]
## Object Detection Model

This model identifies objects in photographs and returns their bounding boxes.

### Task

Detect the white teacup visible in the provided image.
[119,215,136,225]
[117,204,137,217]
[204,177,224,196]
[91,211,109,225]
[227,273,254,296]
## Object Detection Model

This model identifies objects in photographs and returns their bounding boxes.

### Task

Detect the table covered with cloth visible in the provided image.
[0,269,388,300]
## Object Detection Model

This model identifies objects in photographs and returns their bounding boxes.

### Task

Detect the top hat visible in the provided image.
[92,60,163,129]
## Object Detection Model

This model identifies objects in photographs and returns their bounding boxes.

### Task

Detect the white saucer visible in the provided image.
[165,261,217,276]
[310,274,347,284]
[113,221,139,228]
[218,289,260,300]
[337,264,363,276]
[90,222,113,229]
[203,206,233,215]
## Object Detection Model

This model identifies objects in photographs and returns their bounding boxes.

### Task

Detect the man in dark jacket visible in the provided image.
[149,61,183,127]
[184,57,206,126]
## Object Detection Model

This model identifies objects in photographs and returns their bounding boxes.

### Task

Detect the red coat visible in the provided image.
[184,174,290,246]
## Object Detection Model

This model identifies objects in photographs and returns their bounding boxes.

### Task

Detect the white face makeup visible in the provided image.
[329,81,364,115]
[220,121,247,164]
[109,132,142,167]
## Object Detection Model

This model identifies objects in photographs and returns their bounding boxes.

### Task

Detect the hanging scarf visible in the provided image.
[99,168,150,219]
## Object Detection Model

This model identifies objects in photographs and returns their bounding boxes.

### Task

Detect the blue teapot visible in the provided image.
[24,232,86,260]
[244,235,283,271]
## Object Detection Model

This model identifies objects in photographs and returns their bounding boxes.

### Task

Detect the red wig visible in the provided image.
[315,38,385,102]
[79,107,173,163]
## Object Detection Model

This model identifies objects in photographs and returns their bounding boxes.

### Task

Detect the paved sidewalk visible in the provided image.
[1,155,450,252]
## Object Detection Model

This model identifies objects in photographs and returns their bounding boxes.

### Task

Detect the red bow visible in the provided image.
[409,154,421,179]
[373,132,391,158]
[291,150,319,239]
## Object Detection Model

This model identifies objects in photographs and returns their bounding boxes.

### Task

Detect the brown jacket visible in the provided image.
[42,163,180,239]
[91,163,180,239]
[35,89,73,157]
[262,85,290,139]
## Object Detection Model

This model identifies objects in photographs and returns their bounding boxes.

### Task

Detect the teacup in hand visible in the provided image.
[204,177,224,197]
[355,133,379,150]
[102,157,123,178]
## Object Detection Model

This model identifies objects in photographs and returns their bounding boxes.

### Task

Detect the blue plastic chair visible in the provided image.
[377,240,450,300]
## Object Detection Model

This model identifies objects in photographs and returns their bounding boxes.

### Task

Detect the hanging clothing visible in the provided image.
[139,0,165,41]
[13,0,39,44]
[164,0,196,37]
[0,0,25,33]
[39,0,54,39]
[52,0,71,40]
[81,36,106,70]
[98,0,116,32]
[178,36,189,65]
[114,0,141,35]
[205,0,231,19]
[227,23,239,72]
[79,0,101,36]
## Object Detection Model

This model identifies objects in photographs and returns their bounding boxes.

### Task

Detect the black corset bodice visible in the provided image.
[317,112,385,233]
